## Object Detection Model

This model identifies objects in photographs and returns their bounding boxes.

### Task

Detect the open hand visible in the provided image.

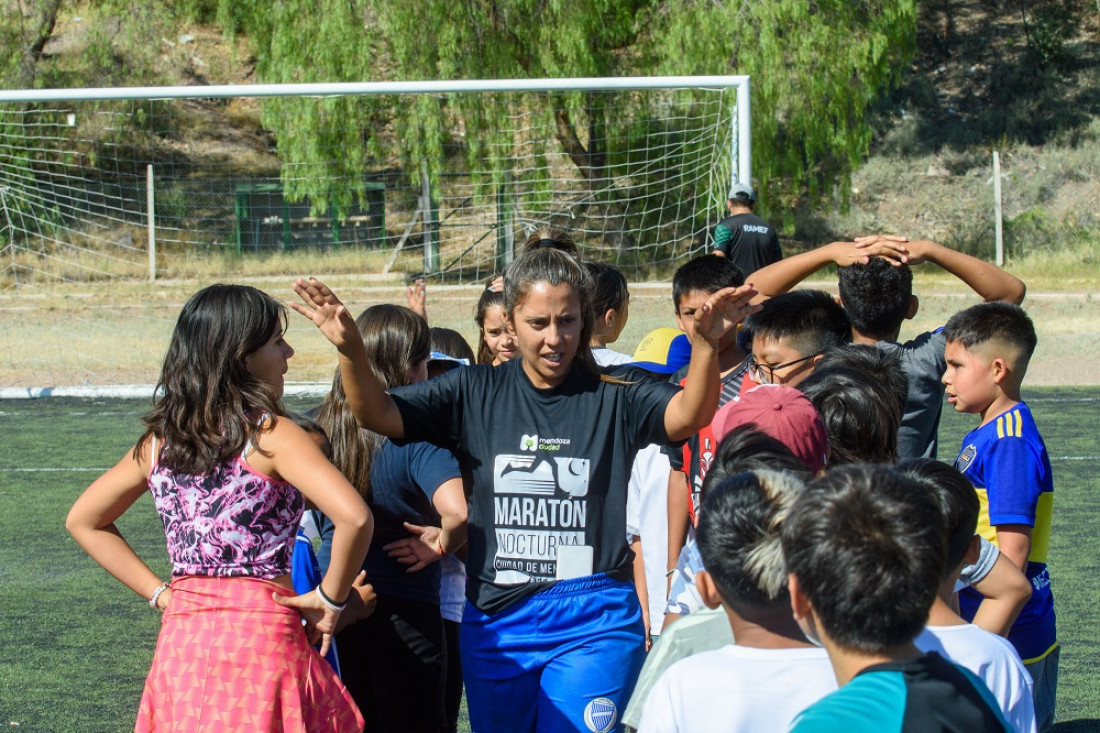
[692,283,761,348]
[384,522,443,573]
[290,278,360,351]
[406,278,427,319]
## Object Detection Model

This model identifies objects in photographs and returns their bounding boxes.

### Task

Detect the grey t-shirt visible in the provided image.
[622,605,734,730]
[959,535,1000,588]
[876,329,947,460]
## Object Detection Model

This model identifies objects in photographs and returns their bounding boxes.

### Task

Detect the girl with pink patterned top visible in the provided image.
[66,284,373,732]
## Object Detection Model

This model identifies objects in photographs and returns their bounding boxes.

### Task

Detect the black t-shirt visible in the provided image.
[714,212,782,277]
[391,358,679,613]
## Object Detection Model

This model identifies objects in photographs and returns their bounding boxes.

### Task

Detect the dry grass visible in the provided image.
[2,264,1098,389]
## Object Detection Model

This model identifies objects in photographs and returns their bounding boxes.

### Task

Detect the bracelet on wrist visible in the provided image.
[316,585,348,613]
[148,582,170,610]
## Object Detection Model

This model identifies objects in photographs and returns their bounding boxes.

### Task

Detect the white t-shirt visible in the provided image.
[916,624,1037,733]
[592,346,633,366]
[626,443,671,636]
[438,554,466,623]
[637,644,836,733]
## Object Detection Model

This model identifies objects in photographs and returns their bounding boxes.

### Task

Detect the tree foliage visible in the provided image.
[647,0,918,213]
[205,0,917,220]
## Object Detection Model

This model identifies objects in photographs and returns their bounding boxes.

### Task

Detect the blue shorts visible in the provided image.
[460,574,646,733]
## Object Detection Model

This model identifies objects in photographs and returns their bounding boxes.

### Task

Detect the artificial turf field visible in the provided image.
[1,389,1097,731]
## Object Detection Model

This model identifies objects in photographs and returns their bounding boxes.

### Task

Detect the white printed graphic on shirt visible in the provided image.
[492,453,590,584]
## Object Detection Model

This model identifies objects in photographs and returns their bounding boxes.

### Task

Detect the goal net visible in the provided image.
[0,76,750,390]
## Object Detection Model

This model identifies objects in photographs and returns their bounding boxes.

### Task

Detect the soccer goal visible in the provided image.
[0,76,749,390]
[0,76,750,285]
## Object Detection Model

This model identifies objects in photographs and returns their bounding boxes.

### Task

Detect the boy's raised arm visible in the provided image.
[749,238,911,301]
[290,277,406,439]
[883,238,1026,304]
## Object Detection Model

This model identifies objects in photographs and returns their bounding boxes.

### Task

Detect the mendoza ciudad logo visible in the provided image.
[519,434,571,452]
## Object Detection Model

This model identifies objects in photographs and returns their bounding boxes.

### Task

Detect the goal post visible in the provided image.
[0,75,751,390]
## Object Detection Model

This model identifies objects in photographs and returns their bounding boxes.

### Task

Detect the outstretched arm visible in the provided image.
[868,237,1026,304]
[290,277,405,438]
[663,284,760,440]
[749,237,911,301]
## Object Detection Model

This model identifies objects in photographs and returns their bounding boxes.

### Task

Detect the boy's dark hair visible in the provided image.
[701,424,811,503]
[698,469,807,617]
[429,327,475,363]
[585,261,630,318]
[781,463,946,654]
[672,254,745,309]
[816,344,908,415]
[942,301,1038,364]
[744,290,851,357]
[837,258,913,340]
[799,366,900,465]
[899,458,979,576]
[428,327,476,379]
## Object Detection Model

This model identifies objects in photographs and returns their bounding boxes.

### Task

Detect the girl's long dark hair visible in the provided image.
[138,284,286,475]
[315,304,430,500]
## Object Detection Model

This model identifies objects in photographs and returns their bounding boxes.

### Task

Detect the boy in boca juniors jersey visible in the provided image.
[942,302,1057,732]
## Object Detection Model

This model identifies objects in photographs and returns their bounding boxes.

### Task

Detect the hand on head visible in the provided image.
[848,235,911,266]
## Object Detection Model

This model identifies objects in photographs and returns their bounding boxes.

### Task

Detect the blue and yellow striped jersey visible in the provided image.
[955,402,1057,663]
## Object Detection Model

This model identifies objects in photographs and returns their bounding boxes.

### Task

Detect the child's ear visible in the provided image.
[696,570,723,610]
[905,294,920,320]
[990,357,1010,384]
[788,573,812,620]
[964,535,982,565]
[603,308,618,332]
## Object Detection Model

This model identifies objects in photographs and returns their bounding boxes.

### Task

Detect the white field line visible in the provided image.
[0,383,329,399]
[3,456,1097,473]
[1,467,110,472]
[1,388,1095,401]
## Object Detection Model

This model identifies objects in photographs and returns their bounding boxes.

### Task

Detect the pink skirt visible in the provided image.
[135,576,364,732]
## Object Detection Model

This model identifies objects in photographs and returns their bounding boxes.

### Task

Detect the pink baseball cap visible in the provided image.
[712,384,827,473]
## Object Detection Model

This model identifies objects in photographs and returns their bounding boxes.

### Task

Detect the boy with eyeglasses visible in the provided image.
[743,289,850,387]
[749,236,1025,459]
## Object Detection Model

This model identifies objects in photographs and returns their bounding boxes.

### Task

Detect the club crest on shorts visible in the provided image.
[583,697,617,733]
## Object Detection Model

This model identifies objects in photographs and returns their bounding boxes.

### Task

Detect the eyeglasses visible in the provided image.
[748,352,822,385]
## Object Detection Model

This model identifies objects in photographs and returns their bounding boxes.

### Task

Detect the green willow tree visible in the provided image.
[649,0,918,212]
[203,0,916,227]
